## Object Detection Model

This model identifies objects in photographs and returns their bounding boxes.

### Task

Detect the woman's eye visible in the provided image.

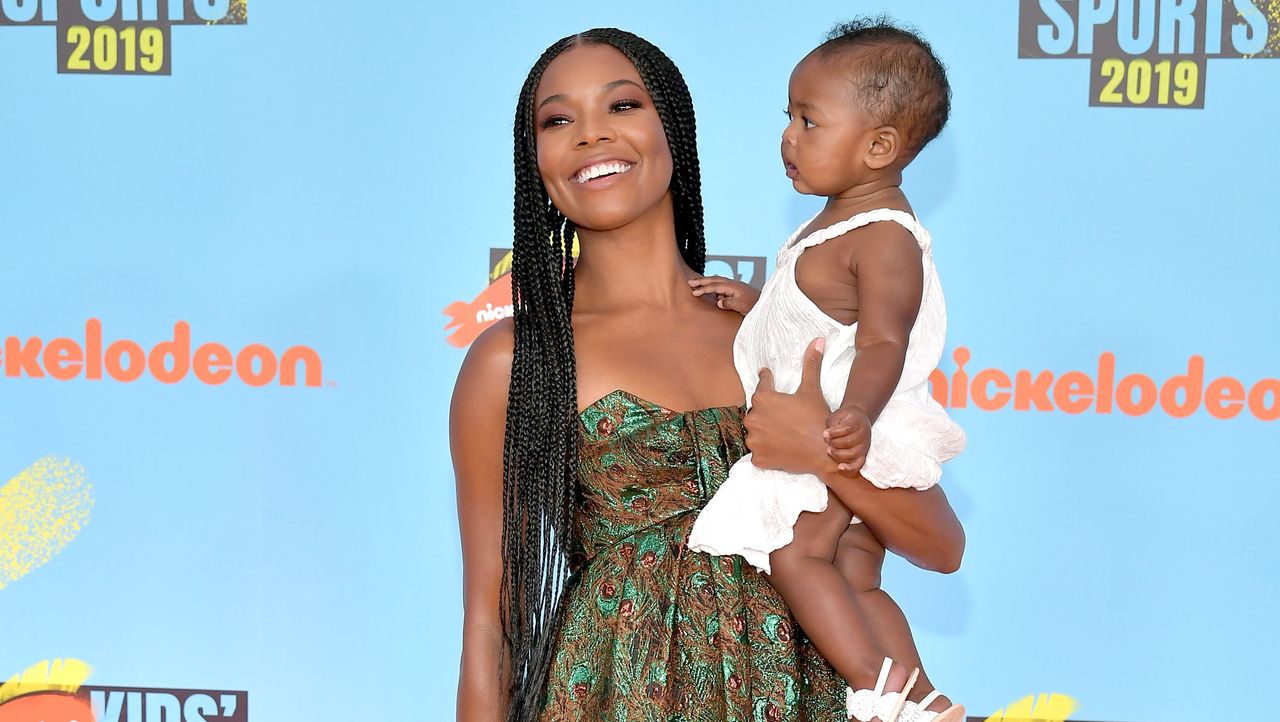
[611,98,642,112]
[540,115,570,129]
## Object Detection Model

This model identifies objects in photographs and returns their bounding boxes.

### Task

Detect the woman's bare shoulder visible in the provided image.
[453,318,514,412]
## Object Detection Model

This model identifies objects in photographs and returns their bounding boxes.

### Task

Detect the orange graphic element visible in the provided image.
[1,319,321,387]
[443,273,513,349]
[445,239,580,348]
[0,658,94,722]
[930,348,1278,421]
[0,692,93,722]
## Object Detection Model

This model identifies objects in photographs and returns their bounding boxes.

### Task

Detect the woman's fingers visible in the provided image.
[756,368,776,393]
[796,337,826,396]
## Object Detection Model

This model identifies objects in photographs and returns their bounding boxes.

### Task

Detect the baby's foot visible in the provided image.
[898,689,965,722]
[873,663,915,722]
[918,690,952,713]
[846,658,919,721]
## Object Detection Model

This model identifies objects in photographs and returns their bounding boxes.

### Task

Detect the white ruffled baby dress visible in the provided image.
[687,208,966,573]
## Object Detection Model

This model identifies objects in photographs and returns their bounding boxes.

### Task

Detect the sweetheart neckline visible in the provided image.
[578,388,746,417]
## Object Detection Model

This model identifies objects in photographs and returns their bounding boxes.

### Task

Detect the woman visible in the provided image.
[452,28,964,722]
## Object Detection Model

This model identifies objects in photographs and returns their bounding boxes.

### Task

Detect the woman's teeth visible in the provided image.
[573,162,633,184]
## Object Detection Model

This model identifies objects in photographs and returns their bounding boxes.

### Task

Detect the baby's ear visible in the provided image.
[865,125,902,170]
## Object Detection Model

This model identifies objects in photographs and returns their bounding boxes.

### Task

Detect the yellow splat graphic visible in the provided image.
[0,658,92,704]
[489,233,581,283]
[983,692,1078,722]
[0,457,92,590]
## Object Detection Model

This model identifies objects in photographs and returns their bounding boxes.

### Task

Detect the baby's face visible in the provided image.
[781,55,883,196]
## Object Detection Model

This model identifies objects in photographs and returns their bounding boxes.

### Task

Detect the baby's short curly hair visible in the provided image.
[812,17,951,157]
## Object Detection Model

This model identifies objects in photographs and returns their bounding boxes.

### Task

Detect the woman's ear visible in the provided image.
[865,126,902,170]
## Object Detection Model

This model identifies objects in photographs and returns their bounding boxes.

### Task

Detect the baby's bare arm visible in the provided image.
[837,222,923,424]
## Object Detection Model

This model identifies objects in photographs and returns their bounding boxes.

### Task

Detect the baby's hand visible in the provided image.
[689,275,760,315]
[825,406,871,475]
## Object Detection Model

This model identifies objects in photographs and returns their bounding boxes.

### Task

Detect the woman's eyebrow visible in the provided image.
[602,78,643,93]
[537,79,645,110]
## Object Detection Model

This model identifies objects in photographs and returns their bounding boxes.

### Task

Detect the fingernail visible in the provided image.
[815,337,826,353]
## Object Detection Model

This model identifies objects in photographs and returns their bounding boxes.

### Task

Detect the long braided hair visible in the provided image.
[502,28,705,721]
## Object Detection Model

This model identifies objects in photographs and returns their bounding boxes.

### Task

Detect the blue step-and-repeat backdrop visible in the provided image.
[2,1,1276,720]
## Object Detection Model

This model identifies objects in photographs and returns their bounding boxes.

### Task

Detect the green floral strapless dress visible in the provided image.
[538,390,846,722]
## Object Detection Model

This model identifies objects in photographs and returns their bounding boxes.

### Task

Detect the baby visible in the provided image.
[687,18,967,722]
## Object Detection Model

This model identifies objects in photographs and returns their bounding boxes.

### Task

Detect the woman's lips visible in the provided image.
[571,160,635,184]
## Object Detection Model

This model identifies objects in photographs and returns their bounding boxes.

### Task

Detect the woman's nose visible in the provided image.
[574,113,614,147]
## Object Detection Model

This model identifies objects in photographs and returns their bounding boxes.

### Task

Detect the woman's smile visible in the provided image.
[570,158,636,186]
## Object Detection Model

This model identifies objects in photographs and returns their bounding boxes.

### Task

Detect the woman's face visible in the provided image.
[533,43,673,233]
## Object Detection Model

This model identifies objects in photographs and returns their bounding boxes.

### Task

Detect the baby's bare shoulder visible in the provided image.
[837,221,921,267]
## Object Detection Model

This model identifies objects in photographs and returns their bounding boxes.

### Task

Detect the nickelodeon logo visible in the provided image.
[443,246,767,348]
[1,319,322,387]
[931,348,1278,421]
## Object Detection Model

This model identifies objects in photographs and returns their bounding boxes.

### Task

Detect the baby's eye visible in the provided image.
[783,109,792,121]
[803,117,816,129]
[611,98,642,112]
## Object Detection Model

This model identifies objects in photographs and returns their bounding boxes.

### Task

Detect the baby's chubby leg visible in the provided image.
[836,520,886,593]
[766,495,910,694]
[836,522,953,712]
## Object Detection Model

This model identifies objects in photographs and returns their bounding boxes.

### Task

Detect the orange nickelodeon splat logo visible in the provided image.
[444,272,513,349]
[930,347,1278,421]
[1,319,322,387]
[443,244,553,349]
[0,659,94,722]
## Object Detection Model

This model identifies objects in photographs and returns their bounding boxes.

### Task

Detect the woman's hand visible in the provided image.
[744,337,965,573]
[689,275,761,315]
[743,340,873,479]
[743,338,832,475]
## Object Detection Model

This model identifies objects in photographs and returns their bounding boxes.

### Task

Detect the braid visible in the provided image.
[501,28,705,721]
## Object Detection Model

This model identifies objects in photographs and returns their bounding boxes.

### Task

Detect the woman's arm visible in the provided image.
[451,319,515,722]
[821,473,964,573]
[743,339,965,573]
